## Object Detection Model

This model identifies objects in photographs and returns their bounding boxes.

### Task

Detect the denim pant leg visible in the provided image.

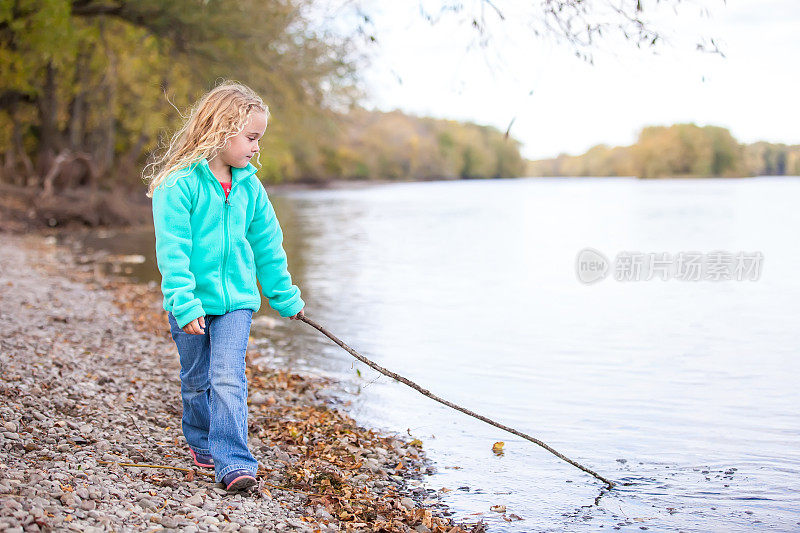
[167,311,212,455]
[207,308,258,481]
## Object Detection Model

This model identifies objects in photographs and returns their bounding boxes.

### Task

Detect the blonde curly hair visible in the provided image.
[143,80,269,198]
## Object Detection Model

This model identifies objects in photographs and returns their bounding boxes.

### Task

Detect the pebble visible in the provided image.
[160,516,179,528]
[249,392,271,404]
[60,493,79,508]
[364,458,383,473]
[80,500,96,511]
[286,517,305,527]
[184,494,204,507]
[315,507,333,520]
[137,498,157,510]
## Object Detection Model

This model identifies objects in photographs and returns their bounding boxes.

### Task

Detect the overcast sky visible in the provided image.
[337,0,800,160]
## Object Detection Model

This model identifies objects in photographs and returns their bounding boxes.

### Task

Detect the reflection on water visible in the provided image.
[67,177,800,532]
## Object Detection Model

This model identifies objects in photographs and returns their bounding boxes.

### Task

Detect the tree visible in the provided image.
[0,0,363,196]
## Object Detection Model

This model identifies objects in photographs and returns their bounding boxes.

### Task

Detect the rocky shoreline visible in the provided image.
[0,231,482,532]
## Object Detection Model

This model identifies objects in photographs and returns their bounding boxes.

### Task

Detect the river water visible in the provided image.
[68,176,800,532]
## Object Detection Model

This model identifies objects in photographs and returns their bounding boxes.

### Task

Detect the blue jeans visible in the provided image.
[167,309,258,482]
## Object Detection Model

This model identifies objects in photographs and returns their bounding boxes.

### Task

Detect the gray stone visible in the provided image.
[79,500,96,511]
[138,498,158,510]
[249,392,270,405]
[364,458,382,473]
[315,507,333,521]
[59,493,79,508]
[184,493,204,507]
[160,516,179,528]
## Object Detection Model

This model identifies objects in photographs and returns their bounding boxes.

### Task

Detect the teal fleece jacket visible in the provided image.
[151,158,304,328]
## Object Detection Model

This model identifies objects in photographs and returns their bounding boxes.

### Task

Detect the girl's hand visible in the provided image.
[289,308,305,320]
[182,316,206,335]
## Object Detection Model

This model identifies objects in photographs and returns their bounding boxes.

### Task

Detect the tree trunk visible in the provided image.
[97,21,118,179]
[14,122,36,186]
[2,99,36,187]
[117,132,149,188]
[41,151,72,198]
[67,49,90,151]
[36,61,60,182]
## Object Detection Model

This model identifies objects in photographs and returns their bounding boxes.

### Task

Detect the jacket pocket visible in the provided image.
[226,237,259,304]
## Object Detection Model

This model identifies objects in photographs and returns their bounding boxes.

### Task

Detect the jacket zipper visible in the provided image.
[213,169,244,314]
[222,195,230,313]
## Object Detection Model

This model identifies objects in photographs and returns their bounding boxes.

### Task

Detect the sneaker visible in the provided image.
[189,449,214,469]
[221,469,257,492]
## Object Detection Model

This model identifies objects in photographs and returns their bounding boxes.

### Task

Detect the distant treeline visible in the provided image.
[527,123,800,178]
[269,107,527,184]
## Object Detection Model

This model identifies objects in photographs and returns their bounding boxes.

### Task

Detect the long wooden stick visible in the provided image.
[299,315,615,490]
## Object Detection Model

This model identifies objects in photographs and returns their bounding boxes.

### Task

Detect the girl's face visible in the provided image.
[218,110,267,168]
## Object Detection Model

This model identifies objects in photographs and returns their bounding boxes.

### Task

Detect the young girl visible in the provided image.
[144,81,305,492]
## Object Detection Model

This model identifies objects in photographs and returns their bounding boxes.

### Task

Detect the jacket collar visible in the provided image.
[193,157,258,186]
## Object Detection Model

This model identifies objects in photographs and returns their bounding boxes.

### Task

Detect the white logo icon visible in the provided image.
[576,247,609,284]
